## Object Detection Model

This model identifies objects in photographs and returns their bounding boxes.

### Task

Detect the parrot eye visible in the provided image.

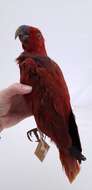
[36,32,42,39]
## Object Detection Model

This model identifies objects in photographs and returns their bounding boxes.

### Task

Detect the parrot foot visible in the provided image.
[27,128,46,142]
[27,128,40,142]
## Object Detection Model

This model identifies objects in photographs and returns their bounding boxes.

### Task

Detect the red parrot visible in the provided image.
[15,25,86,183]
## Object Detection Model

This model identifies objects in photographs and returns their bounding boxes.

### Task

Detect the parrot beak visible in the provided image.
[15,28,20,39]
[15,25,29,42]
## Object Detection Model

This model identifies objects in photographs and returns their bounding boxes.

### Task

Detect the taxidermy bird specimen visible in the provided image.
[15,25,86,183]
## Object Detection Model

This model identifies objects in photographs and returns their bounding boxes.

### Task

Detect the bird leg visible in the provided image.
[27,128,40,142]
[27,128,46,143]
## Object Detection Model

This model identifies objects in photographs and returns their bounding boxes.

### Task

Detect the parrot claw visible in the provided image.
[27,128,41,142]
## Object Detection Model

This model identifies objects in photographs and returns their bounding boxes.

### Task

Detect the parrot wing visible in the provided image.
[35,57,82,152]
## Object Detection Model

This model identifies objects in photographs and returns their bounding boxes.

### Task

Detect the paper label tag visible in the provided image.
[34,140,50,162]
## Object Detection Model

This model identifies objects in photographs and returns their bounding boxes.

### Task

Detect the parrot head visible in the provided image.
[15,25,47,55]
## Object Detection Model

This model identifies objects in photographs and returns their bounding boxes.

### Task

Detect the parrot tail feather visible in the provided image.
[59,150,80,183]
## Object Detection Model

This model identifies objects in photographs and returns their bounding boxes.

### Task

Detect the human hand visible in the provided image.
[0,83,32,131]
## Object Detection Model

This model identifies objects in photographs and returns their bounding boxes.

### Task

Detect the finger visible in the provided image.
[4,83,32,97]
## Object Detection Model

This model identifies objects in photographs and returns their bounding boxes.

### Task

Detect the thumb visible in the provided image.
[4,83,32,97]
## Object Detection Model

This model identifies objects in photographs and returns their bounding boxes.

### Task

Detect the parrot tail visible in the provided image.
[59,150,80,183]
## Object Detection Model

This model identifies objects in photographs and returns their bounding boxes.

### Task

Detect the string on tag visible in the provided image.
[37,128,46,150]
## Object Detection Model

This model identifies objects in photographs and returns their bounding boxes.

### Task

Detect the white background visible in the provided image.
[0,0,91,189]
